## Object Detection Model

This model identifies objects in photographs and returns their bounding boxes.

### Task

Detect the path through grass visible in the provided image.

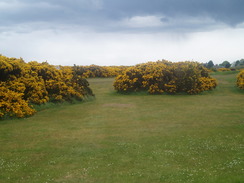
[0,72,243,183]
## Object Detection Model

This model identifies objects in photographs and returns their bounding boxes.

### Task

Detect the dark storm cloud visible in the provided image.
[0,0,96,24]
[104,0,244,24]
[0,0,244,32]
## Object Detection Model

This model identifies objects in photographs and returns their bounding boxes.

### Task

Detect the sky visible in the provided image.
[0,0,244,66]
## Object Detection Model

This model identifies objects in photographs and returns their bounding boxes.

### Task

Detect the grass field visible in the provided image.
[0,72,243,183]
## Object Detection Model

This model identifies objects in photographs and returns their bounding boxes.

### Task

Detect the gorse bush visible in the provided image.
[0,86,36,118]
[236,70,244,89]
[217,68,231,72]
[73,65,129,78]
[0,55,94,119]
[114,60,217,94]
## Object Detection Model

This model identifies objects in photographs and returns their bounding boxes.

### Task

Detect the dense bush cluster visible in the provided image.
[217,68,231,72]
[114,60,217,94]
[237,70,244,89]
[75,65,129,78]
[0,55,93,118]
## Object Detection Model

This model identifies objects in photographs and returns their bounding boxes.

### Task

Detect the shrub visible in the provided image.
[237,70,244,89]
[114,61,217,94]
[217,68,231,72]
[72,65,129,78]
[0,85,36,118]
[0,55,94,119]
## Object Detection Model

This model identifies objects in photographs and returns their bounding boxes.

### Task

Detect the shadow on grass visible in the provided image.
[110,90,217,97]
[33,96,96,112]
[0,96,96,122]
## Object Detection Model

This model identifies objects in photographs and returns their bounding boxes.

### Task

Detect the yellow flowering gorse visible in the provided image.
[237,70,244,89]
[217,68,231,72]
[0,55,93,119]
[114,60,217,94]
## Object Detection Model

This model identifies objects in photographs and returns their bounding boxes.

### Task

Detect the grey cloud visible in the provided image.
[104,0,244,25]
[160,17,169,23]
[0,0,244,33]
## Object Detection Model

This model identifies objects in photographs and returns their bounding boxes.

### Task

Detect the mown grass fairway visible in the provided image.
[0,72,243,183]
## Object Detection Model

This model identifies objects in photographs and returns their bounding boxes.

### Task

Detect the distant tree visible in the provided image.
[202,63,207,68]
[240,59,244,65]
[207,60,214,69]
[233,59,244,68]
[220,61,231,68]
[235,60,240,67]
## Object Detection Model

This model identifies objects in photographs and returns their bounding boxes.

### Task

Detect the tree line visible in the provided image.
[203,59,244,70]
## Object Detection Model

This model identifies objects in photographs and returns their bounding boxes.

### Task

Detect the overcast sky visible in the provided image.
[0,0,244,66]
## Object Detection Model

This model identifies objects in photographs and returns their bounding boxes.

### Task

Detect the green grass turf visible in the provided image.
[0,72,243,183]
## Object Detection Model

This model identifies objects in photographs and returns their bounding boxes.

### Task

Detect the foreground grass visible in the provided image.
[0,73,243,183]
